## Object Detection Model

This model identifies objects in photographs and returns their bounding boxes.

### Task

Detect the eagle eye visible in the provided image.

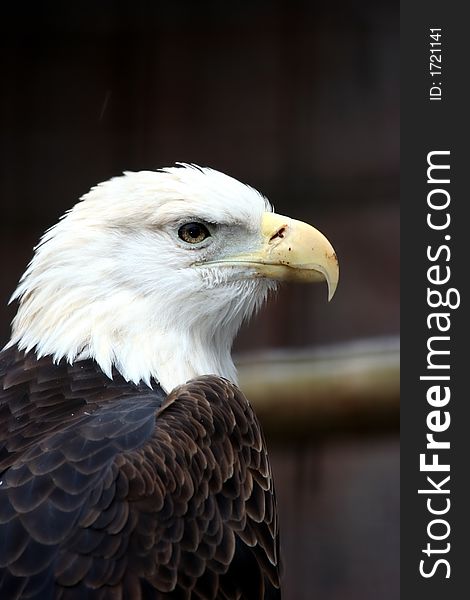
[178,222,211,244]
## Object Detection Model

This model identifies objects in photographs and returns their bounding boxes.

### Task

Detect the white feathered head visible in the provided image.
[9,165,338,391]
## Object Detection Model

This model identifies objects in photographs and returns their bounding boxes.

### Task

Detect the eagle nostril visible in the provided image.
[269,226,287,242]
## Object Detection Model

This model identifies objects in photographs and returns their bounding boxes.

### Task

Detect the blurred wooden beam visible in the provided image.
[236,337,399,440]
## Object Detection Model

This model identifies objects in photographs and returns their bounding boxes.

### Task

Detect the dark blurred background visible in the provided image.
[0,2,399,598]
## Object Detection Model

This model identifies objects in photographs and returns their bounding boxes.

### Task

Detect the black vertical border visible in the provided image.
[402,2,469,598]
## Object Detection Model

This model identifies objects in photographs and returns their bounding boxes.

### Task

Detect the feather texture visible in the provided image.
[0,347,280,599]
[7,167,274,391]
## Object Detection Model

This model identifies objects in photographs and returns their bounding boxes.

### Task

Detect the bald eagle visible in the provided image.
[0,165,338,599]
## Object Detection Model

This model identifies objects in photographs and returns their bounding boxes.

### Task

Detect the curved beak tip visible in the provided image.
[326,253,339,302]
[327,279,338,302]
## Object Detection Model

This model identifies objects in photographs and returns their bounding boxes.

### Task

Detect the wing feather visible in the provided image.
[0,347,281,599]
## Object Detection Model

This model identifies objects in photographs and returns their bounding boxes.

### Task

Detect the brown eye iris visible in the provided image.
[178,222,211,244]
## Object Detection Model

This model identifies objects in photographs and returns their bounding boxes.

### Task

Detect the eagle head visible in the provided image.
[9,165,338,391]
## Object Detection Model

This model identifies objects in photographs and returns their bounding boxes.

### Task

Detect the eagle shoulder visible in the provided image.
[0,348,280,599]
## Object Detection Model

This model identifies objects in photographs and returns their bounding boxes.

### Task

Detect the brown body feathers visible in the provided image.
[0,347,280,599]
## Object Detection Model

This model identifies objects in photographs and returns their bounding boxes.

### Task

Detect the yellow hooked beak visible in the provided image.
[257,213,339,300]
[206,212,339,301]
